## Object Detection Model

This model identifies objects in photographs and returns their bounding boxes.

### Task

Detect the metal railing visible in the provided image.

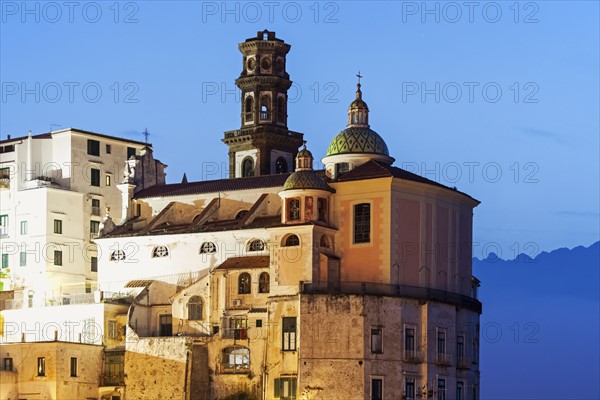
[301,281,482,313]
[403,349,422,363]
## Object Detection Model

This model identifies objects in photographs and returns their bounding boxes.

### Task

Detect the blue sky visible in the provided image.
[1,1,598,257]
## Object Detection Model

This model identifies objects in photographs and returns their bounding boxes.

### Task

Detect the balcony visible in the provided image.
[100,373,125,386]
[457,356,472,369]
[403,349,423,363]
[436,353,453,366]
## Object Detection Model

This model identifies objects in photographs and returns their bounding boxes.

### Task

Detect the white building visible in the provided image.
[0,128,166,307]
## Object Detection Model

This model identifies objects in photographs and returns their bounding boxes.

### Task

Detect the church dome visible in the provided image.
[283,170,333,192]
[325,126,390,157]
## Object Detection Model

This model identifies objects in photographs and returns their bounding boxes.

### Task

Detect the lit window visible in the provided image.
[110,250,126,261]
[152,246,169,258]
[238,273,251,294]
[248,239,265,252]
[283,234,299,247]
[354,203,371,243]
[187,296,203,320]
[259,272,270,293]
[282,317,296,351]
[288,199,300,220]
[105,174,112,186]
[199,242,217,254]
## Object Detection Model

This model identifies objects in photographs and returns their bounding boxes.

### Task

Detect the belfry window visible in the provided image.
[260,96,270,120]
[275,157,288,174]
[242,158,254,177]
[353,203,371,243]
[288,199,300,220]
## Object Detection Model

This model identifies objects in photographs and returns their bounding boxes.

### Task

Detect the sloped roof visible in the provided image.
[214,255,270,270]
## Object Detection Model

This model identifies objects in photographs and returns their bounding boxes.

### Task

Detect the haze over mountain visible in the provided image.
[474,241,599,399]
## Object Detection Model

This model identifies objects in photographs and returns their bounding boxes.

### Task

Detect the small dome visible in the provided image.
[297,147,313,159]
[325,127,390,157]
[283,170,333,192]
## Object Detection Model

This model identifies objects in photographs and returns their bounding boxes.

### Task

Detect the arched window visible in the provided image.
[187,296,203,320]
[200,242,217,254]
[110,250,125,261]
[354,203,371,243]
[221,346,250,372]
[152,245,169,258]
[238,272,251,294]
[284,234,300,247]
[259,272,270,293]
[236,210,249,220]
[244,96,254,122]
[242,157,254,177]
[248,239,265,252]
[275,157,288,174]
[260,96,270,120]
[288,198,300,220]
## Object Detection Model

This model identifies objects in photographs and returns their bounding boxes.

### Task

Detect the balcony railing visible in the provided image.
[2,291,127,310]
[403,349,422,363]
[301,281,482,313]
[100,373,125,386]
[436,353,452,366]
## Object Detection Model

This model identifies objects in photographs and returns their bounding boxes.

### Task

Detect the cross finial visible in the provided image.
[356,71,362,85]
[142,128,150,144]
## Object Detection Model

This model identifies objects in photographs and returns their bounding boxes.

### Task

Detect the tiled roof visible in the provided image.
[214,255,270,270]
[135,174,291,199]
[325,127,390,156]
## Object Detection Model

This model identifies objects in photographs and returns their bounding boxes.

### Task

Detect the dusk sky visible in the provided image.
[1,1,599,399]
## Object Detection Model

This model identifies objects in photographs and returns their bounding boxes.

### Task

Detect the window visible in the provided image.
[90,220,100,237]
[53,219,62,234]
[20,220,28,235]
[371,327,383,353]
[0,167,10,180]
[70,357,78,377]
[256,319,263,328]
[105,174,112,186]
[456,382,464,400]
[353,203,371,243]
[405,378,416,400]
[371,378,383,400]
[90,168,100,187]
[227,317,248,339]
[1,254,7,269]
[91,199,101,216]
[235,210,248,220]
[335,162,350,176]
[87,139,100,156]
[91,256,98,272]
[106,144,112,154]
[405,327,415,352]
[110,250,126,261]
[54,250,63,266]
[288,199,300,220]
[248,239,265,252]
[104,351,125,386]
[108,320,119,339]
[274,377,297,399]
[159,314,172,336]
[187,296,203,320]
[260,96,270,120]
[0,214,8,235]
[3,358,13,371]
[275,157,288,173]
[437,379,446,400]
[242,157,254,177]
[152,245,169,258]
[19,251,26,266]
[85,282,92,293]
[457,335,465,364]
[282,317,297,351]
[259,272,270,293]
[245,96,254,121]
[437,330,446,354]
[37,357,46,376]
[199,242,217,254]
[127,147,136,159]
[221,346,250,372]
[283,234,299,247]
[317,198,327,222]
[238,272,251,294]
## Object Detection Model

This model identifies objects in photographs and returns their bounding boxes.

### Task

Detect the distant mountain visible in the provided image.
[474,241,600,399]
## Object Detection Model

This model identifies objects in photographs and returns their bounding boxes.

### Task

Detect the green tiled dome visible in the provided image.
[325,127,390,157]
[283,170,333,192]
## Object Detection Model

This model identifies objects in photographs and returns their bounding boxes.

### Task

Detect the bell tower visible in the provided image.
[223,30,304,178]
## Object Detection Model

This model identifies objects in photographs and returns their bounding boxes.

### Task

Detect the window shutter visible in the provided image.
[291,378,297,397]
[274,378,281,397]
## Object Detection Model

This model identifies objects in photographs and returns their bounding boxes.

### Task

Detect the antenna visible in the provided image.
[142,128,150,144]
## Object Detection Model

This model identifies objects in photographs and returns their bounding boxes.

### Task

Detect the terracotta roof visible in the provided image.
[125,279,155,288]
[336,160,479,203]
[214,256,270,270]
[135,174,291,199]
